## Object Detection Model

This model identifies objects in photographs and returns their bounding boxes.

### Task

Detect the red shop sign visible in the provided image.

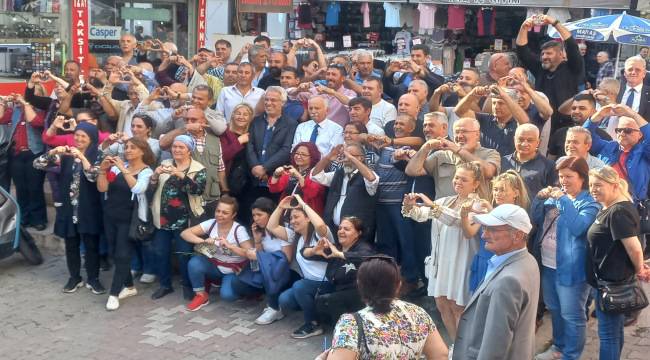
[71,0,89,74]
[238,0,292,14]
[197,0,207,49]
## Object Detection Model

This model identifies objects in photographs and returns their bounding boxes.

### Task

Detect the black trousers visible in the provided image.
[104,216,135,296]
[315,288,365,326]
[65,232,100,282]
[11,150,46,225]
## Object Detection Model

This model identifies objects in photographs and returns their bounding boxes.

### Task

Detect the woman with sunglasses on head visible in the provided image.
[307,216,376,326]
[316,257,449,360]
[264,194,332,339]
[587,166,650,360]
[402,162,485,345]
[460,170,530,293]
[96,138,155,310]
[531,156,600,360]
[219,104,254,195]
[269,141,326,215]
[33,122,105,295]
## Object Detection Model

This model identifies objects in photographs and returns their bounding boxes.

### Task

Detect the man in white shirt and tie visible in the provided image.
[617,56,649,121]
[292,96,344,157]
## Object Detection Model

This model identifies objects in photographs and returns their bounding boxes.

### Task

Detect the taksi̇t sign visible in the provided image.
[72,0,89,73]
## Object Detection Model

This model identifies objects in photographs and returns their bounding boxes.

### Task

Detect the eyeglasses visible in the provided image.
[328,63,346,68]
[343,131,360,135]
[294,152,310,157]
[614,127,639,135]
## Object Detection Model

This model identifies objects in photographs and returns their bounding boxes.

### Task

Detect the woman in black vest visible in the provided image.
[33,122,104,294]
[97,138,156,311]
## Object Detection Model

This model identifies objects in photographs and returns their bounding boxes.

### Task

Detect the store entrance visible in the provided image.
[91,0,190,57]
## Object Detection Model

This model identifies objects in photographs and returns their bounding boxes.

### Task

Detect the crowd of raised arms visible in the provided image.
[2,14,650,360]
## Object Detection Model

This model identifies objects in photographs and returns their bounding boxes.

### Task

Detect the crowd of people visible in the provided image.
[2,14,650,359]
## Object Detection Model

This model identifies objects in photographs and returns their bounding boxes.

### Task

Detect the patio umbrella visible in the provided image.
[548,12,650,77]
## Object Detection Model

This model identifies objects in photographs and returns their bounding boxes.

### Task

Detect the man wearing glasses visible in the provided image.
[585,103,650,202]
[406,117,500,200]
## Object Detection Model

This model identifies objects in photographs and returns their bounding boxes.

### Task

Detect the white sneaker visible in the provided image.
[139,273,157,284]
[118,287,138,300]
[448,344,454,360]
[106,296,120,311]
[255,306,285,325]
[535,345,561,360]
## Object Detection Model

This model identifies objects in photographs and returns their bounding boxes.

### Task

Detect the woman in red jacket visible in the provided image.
[268,141,326,215]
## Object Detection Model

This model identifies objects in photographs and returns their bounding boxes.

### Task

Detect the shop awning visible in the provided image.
[409,0,632,10]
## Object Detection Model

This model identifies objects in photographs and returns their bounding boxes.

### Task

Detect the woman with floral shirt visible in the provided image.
[149,135,207,300]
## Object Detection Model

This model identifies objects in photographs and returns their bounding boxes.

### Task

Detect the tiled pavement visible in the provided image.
[0,239,649,360]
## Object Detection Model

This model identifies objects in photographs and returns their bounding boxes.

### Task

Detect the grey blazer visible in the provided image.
[453,250,540,360]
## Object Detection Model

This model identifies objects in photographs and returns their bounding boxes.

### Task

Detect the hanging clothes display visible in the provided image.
[325,2,341,27]
[477,7,496,36]
[297,2,313,29]
[442,46,456,75]
[447,5,466,30]
[384,3,402,28]
[418,4,437,31]
[360,2,371,28]
[394,30,412,55]
[400,5,419,32]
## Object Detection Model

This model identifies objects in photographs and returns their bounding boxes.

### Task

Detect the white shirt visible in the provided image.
[261,231,293,253]
[311,169,379,225]
[292,119,344,157]
[622,83,643,113]
[216,85,264,122]
[365,121,385,136]
[199,220,251,274]
[284,226,330,281]
[370,99,397,129]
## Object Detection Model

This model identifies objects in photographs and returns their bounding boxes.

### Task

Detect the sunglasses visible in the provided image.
[614,127,639,135]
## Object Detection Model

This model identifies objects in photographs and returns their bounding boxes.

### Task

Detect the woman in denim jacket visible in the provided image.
[531,156,600,360]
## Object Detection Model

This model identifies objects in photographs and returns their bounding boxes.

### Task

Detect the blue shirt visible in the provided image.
[485,248,527,280]
[325,2,341,26]
[355,69,383,85]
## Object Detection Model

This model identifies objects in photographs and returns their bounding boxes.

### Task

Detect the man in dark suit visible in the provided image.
[453,204,540,360]
[244,86,297,222]
[617,56,650,121]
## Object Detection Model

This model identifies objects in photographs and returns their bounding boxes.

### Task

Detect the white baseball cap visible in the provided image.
[473,204,532,234]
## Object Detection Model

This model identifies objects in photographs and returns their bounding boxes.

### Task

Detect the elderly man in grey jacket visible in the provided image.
[453,204,540,360]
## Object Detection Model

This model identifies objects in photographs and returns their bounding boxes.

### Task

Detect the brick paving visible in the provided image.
[0,234,648,360]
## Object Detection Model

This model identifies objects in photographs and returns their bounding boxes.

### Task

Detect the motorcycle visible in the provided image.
[0,185,43,265]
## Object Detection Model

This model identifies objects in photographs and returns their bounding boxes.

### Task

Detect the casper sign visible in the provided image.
[89,26,122,40]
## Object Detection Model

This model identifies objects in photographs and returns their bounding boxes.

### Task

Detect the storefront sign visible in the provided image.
[89,26,122,41]
[197,0,207,49]
[120,7,171,22]
[412,0,630,9]
[238,0,292,14]
[71,0,89,73]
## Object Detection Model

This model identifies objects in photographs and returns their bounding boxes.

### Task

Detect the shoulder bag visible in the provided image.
[352,312,371,360]
[194,222,249,273]
[594,241,648,314]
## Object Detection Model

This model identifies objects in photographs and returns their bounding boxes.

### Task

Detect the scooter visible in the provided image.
[0,185,43,265]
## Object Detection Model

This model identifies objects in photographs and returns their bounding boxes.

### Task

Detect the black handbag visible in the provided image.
[594,242,648,314]
[128,195,155,241]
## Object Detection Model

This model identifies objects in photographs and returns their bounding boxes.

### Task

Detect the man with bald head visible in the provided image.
[488,53,513,83]
[586,104,650,200]
[595,51,614,87]
[501,123,556,197]
[379,93,425,149]
[617,56,650,121]
[406,117,501,199]
[292,96,344,157]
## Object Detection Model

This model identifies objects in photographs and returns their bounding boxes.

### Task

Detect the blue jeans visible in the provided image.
[187,255,239,301]
[375,203,418,283]
[152,229,193,289]
[278,279,333,324]
[594,288,625,360]
[131,241,156,274]
[542,267,590,360]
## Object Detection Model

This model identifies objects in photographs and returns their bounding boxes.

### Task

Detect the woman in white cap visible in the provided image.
[149,134,207,300]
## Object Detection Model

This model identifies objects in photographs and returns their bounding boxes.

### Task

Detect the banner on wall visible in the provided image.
[238,0,292,14]
[71,0,90,74]
[198,0,207,49]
